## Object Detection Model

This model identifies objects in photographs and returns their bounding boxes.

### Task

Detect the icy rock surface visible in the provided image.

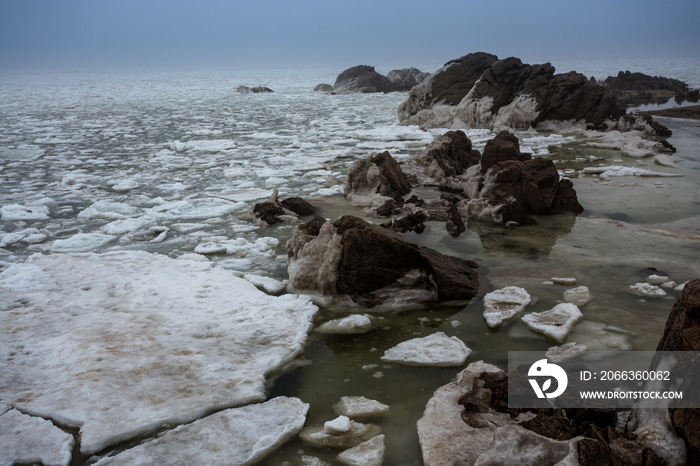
[381,332,472,367]
[92,397,308,466]
[0,251,317,455]
[521,303,584,343]
[0,403,75,466]
[333,396,390,419]
[562,285,594,306]
[482,286,531,328]
[337,434,385,466]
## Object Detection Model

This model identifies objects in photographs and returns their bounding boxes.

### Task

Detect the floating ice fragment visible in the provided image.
[51,233,116,253]
[381,332,472,367]
[111,179,140,192]
[324,416,352,434]
[581,166,683,178]
[315,314,380,334]
[562,286,593,306]
[91,397,308,466]
[333,396,390,419]
[545,342,588,364]
[243,274,288,294]
[483,286,531,328]
[78,201,141,220]
[300,420,380,449]
[551,277,577,285]
[337,434,385,466]
[629,282,667,298]
[521,303,584,344]
[647,274,670,285]
[1,204,50,221]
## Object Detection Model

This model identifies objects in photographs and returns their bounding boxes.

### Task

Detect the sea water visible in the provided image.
[1,60,699,465]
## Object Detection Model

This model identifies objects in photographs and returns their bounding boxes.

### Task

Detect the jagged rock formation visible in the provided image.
[403,130,583,226]
[286,215,479,306]
[253,190,316,225]
[398,52,628,131]
[387,67,428,91]
[345,151,412,207]
[604,71,698,107]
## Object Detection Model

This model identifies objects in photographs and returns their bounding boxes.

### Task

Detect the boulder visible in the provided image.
[334,65,394,94]
[398,53,626,130]
[253,190,316,225]
[387,67,428,91]
[236,85,274,93]
[406,130,482,182]
[345,151,412,207]
[635,279,700,464]
[286,215,479,305]
[314,83,334,92]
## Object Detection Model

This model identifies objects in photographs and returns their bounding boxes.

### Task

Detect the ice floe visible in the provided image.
[380,332,472,367]
[92,397,308,466]
[315,314,382,334]
[482,286,531,328]
[545,342,588,364]
[0,203,50,221]
[562,285,594,306]
[629,282,667,298]
[521,303,584,343]
[333,396,390,419]
[0,402,75,466]
[300,419,380,449]
[337,434,385,466]
[0,251,317,455]
[50,232,116,253]
[582,165,683,179]
[551,277,577,285]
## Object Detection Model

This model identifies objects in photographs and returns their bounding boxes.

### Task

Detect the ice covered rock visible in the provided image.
[92,397,308,466]
[337,434,385,466]
[562,285,593,306]
[0,251,318,455]
[482,286,531,328]
[521,303,584,343]
[345,151,412,207]
[0,405,75,466]
[324,415,352,434]
[50,232,116,253]
[629,282,667,298]
[300,420,380,449]
[333,396,390,419]
[0,203,50,221]
[381,332,471,367]
[315,314,381,334]
[545,342,588,364]
[286,215,479,305]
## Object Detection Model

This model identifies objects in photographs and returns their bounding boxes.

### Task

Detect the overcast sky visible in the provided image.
[1,0,698,72]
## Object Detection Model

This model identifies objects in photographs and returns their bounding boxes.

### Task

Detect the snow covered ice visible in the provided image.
[0,251,317,455]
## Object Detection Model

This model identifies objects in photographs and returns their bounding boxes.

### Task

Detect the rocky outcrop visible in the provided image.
[345,151,412,207]
[286,215,479,305]
[253,190,316,225]
[313,83,334,93]
[236,86,274,93]
[398,53,626,131]
[604,71,697,107]
[630,279,700,465]
[404,130,482,183]
[387,67,428,91]
[334,66,395,94]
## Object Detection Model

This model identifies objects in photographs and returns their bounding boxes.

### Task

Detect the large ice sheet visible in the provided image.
[92,397,308,466]
[0,251,318,455]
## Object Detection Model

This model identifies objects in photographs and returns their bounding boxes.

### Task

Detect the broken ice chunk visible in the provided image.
[380,332,472,367]
[483,286,531,328]
[521,303,584,344]
[333,396,390,419]
[337,434,385,466]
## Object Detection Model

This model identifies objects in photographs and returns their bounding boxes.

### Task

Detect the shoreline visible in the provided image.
[638,104,700,120]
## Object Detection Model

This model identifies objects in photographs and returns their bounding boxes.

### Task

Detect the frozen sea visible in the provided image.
[1,58,700,465]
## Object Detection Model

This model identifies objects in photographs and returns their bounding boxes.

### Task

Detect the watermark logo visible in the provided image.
[528,359,568,399]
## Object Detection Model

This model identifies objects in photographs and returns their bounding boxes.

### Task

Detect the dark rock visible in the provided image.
[422,130,482,177]
[651,279,700,464]
[237,85,274,93]
[380,211,428,234]
[334,65,394,93]
[313,83,334,92]
[253,201,287,225]
[480,130,530,172]
[404,195,424,207]
[604,70,691,107]
[345,151,412,205]
[298,215,327,237]
[374,199,403,217]
[551,178,585,214]
[387,67,428,91]
[331,216,479,301]
[280,197,316,216]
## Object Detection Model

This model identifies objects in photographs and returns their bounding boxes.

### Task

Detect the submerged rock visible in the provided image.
[92,397,308,466]
[286,215,479,305]
[380,332,472,367]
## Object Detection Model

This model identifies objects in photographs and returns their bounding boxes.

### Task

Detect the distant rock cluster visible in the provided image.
[236,85,274,93]
[604,70,699,107]
[314,65,428,94]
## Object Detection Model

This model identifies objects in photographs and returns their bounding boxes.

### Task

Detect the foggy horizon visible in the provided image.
[2,0,699,75]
